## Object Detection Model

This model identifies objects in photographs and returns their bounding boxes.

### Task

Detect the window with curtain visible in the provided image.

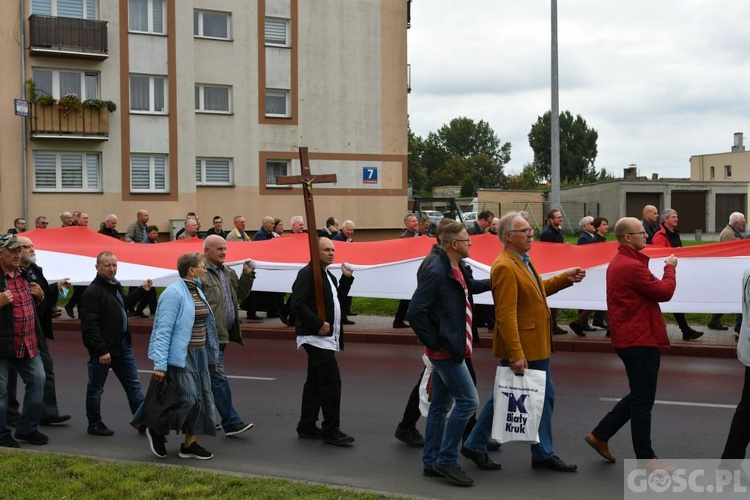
[265,89,289,117]
[33,151,101,192]
[265,18,289,46]
[32,0,98,19]
[265,160,289,186]
[130,75,166,113]
[129,0,165,34]
[194,10,231,39]
[196,158,233,185]
[131,154,168,192]
[195,85,231,113]
[32,69,100,100]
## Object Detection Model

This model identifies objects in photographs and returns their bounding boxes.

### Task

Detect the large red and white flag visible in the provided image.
[22,227,750,313]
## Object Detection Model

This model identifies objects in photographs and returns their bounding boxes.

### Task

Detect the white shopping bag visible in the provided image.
[418,355,433,417]
[490,366,546,444]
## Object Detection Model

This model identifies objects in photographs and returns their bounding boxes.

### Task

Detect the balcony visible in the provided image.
[29,15,108,60]
[30,103,110,140]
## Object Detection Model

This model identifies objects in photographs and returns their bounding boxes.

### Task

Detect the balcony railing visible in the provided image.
[30,103,109,140]
[29,15,108,60]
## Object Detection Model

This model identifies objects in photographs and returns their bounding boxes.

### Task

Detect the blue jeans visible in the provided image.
[465,358,556,461]
[210,343,244,431]
[86,338,144,426]
[423,358,479,469]
[0,354,45,439]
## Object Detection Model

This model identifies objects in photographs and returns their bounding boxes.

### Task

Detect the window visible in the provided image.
[128,0,165,34]
[131,155,168,192]
[130,75,166,113]
[195,85,231,113]
[265,89,289,117]
[725,165,732,179]
[265,17,289,46]
[266,160,290,186]
[196,158,233,185]
[34,152,101,192]
[194,10,231,40]
[33,69,99,100]
[710,166,715,179]
[32,0,97,19]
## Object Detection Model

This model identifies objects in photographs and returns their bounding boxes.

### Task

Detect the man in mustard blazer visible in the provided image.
[463,211,586,473]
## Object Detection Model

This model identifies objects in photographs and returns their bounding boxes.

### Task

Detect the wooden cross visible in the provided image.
[275,147,337,321]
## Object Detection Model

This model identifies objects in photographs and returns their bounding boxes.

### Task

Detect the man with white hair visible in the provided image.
[577,216,595,245]
[177,219,200,239]
[708,212,746,332]
[333,221,355,242]
[252,216,275,241]
[98,214,119,239]
[59,211,74,227]
[290,216,305,234]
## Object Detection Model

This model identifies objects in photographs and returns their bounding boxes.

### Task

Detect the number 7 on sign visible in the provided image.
[363,166,378,184]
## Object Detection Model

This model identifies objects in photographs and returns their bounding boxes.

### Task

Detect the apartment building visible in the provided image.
[0,0,409,237]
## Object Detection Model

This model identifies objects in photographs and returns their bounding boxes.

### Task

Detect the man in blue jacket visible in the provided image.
[408,220,497,486]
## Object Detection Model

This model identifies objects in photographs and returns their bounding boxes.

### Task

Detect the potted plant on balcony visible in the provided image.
[82,99,117,134]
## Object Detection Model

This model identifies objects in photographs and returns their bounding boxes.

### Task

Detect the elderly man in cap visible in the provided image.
[0,234,48,448]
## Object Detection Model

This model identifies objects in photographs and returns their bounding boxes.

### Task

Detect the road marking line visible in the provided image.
[599,397,734,409]
[137,370,275,381]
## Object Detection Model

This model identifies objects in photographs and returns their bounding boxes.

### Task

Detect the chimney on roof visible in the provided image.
[652,173,659,180]
[732,132,745,152]
[624,166,637,179]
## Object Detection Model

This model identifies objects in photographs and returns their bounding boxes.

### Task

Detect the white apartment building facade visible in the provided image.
[0,0,409,237]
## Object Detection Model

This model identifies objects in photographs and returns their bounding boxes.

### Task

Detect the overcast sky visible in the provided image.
[407,0,750,179]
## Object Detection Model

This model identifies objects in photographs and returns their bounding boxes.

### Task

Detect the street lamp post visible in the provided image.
[550,0,561,210]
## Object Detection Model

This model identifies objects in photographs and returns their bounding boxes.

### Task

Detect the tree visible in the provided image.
[528,110,598,182]
[421,117,511,191]
[407,128,428,196]
[460,177,476,197]
[508,163,543,190]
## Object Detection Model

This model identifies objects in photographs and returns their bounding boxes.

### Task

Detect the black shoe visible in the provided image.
[40,415,71,426]
[393,322,409,329]
[552,325,567,335]
[592,320,609,329]
[581,323,597,331]
[279,312,291,326]
[682,328,704,341]
[179,441,213,460]
[707,323,729,331]
[135,311,149,318]
[423,467,441,477]
[323,430,355,446]
[348,312,358,316]
[605,329,611,337]
[568,322,586,337]
[14,430,49,445]
[137,424,147,435]
[486,439,501,451]
[87,422,114,436]
[532,455,578,472]
[225,422,254,437]
[342,319,356,325]
[0,435,20,448]
[395,424,424,447]
[432,463,474,486]
[297,426,323,440]
[147,428,167,458]
[461,446,502,470]
[64,304,75,318]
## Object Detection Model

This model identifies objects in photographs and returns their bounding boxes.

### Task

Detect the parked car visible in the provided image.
[460,212,478,229]
[421,210,444,224]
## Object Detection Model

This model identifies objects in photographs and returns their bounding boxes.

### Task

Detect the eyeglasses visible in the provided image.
[39,222,48,226]
[509,228,535,236]
[627,231,647,236]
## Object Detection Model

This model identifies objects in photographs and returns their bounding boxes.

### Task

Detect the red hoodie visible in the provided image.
[606,245,676,349]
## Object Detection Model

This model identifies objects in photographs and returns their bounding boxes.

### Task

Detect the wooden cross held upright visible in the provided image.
[275,147,337,321]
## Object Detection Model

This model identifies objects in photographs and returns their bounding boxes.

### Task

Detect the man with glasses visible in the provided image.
[205,215,228,239]
[7,219,27,235]
[409,220,493,486]
[34,217,49,229]
[6,236,71,429]
[463,212,585,473]
[585,217,677,467]
[0,234,48,448]
[467,210,494,236]
[540,209,567,335]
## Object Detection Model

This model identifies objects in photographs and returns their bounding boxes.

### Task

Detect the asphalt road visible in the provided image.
[5,331,747,499]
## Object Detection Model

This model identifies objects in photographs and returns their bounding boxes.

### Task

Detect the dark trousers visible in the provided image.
[135,288,158,315]
[6,339,60,423]
[722,365,750,459]
[399,357,478,440]
[394,300,410,326]
[592,347,660,459]
[673,313,691,333]
[298,344,341,437]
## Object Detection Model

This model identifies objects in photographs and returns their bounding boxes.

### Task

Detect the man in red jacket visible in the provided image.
[584,217,677,465]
